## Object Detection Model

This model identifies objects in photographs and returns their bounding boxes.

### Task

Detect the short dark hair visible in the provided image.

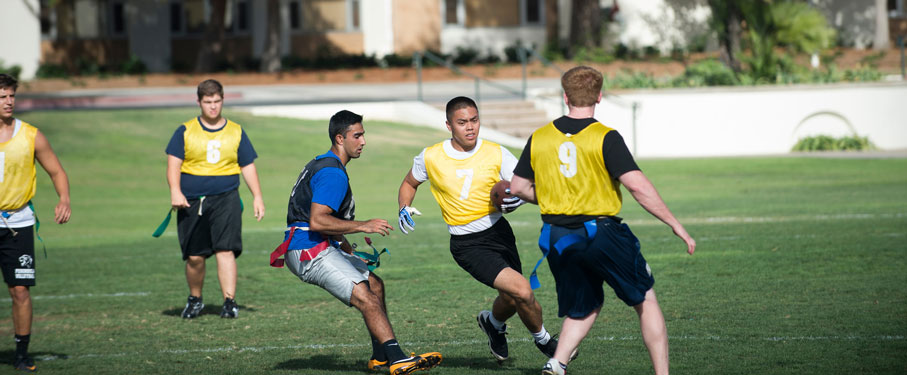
[197,79,223,100]
[329,110,363,145]
[445,96,478,121]
[0,74,18,92]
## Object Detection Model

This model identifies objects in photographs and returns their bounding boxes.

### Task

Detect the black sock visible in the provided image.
[14,334,29,357]
[381,339,406,363]
[370,335,386,361]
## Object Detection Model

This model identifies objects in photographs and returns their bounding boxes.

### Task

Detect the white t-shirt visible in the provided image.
[410,139,518,235]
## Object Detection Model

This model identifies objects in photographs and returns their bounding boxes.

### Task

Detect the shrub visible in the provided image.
[36,63,68,79]
[792,135,876,151]
[672,59,739,87]
[0,60,22,80]
[573,47,615,64]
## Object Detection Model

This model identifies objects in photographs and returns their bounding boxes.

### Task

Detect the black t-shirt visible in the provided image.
[513,116,639,227]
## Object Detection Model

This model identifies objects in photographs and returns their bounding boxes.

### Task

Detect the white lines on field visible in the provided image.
[33,334,905,363]
[0,291,150,302]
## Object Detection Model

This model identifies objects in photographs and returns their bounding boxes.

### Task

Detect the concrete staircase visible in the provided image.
[433,100,549,139]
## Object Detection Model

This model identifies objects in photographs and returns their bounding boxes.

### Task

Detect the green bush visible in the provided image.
[36,63,68,79]
[573,47,616,64]
[792,135,876,152]
[0,59,22,80]
[673,59,739,87]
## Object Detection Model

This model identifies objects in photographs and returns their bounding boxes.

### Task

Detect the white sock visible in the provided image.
[487,312,506,331]
[532,327,551,344]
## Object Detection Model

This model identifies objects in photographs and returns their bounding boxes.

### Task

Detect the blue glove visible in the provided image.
[398,206,422,234]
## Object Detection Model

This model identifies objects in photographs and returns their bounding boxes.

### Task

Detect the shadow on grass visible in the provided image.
[274,354,360,372]
[0,349,70,365]
[440,355,535,373]
[161,303,257,317]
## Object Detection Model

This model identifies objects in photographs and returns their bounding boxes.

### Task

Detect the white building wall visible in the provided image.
[613,0,711,53]
[362,0,394,57]
[585,84,907,158]
[0,0,42,79]
[440,26,546,59]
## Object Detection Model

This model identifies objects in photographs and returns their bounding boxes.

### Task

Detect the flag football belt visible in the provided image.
[0,202,47,258]
[152,196,243,238]
[529,219,598,290]
[270,225,329,268]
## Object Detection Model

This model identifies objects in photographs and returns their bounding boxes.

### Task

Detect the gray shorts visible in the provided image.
[285,246,369,306]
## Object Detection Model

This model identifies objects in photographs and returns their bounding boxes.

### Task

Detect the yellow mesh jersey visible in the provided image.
[530,122,623,216]
[0,121,37,211]
[180,118,242,176]
[424,140,502,226]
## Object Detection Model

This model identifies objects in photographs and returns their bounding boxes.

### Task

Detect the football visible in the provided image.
[490,180,512,211]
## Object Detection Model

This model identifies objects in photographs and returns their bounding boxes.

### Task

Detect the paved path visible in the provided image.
[16,78,562,111]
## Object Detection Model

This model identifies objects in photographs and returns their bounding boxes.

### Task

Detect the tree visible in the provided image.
[707,0,835,82]
[569,0,602,57]
[874,0,891,50]
[259,0,281,73]
[194,0,227,73]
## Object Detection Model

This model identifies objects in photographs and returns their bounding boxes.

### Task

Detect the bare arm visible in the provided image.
[240,162,265,221]
[397,171,423,209]
[509,174,537,204]
[34,130,70,224]
[619,170,695,255]
[167,155,190,210]
[309,203,393,237]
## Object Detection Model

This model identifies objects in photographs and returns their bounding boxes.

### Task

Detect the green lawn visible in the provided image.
[3,108,905,374]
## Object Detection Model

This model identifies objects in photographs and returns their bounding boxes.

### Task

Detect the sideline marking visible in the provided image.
[0,291,150,302]
[34,334,905,362]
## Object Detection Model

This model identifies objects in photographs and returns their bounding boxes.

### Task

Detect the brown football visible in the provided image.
[490,180,511,210]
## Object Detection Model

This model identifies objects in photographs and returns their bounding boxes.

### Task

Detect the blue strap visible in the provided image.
[26,201,47,259]
[529,219,597,290]
[529,223,552,290]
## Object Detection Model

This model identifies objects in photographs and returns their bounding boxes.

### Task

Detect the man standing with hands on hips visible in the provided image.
[166,79,265,319]
[509,66,696,375]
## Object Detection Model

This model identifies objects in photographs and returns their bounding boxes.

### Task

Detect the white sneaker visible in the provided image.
[541,358,566,375]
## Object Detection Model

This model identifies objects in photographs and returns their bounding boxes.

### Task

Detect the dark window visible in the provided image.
[112,2,126,34]
[527,0,541,24]
[289,1,301,30]
[170,2,182,33]
[351,0,360,29]
[445,0,458,25]
[889,0,897,11]
[39,0,53,37]
[237,1,249,31]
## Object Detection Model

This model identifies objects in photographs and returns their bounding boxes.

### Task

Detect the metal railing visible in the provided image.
[412,45,641,155]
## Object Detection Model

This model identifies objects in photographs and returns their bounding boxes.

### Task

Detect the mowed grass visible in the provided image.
[1,107,904,374]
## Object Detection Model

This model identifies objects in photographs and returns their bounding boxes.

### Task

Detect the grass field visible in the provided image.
[2,107,905,374]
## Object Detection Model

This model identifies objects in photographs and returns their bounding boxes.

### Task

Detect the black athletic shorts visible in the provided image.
[0,226,36,287]
[449,217,522,288]
[177,189,242,260]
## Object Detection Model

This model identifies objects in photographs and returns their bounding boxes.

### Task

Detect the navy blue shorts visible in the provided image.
[543,217,654,318]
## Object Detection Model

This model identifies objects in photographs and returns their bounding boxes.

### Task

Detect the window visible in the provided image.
[890,0,905,17]
[39,0,55,39]
[350,0,360,30]
[289,1,301,30]
[522,0,544,25]
[111,1,126,35]
[224,0,250,33]
[170,2,182,32]
[443,0,463,26]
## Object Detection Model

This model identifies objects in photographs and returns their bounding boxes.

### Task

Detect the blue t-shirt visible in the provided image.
[285,151,350,250]
[165,118,258,199]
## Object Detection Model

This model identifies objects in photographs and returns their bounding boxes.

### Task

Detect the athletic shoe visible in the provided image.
[181,295,204,319]
[541,358,566,375]
[220,298,239,318]
[477,310,508,361]
[367,358,387,371]
[535,336,579,361]
[13,354,35,372]
[388,352,442,375]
